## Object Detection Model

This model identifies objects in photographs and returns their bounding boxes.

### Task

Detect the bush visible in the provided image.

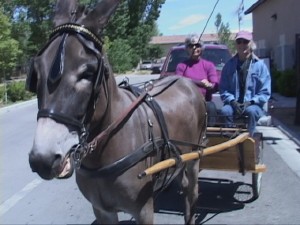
[6,80,34,102]
[276,69,297,97]
[0,85,5,104]
[270,67,281,93]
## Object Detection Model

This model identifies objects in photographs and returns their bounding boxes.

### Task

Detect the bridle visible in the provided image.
[26,23,109,159]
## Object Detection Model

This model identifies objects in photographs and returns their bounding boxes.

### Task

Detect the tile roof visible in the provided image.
[150,33,236,45]
[150,33,219,44]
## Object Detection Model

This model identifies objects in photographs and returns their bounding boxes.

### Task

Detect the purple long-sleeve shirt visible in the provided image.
[176,58,219,101]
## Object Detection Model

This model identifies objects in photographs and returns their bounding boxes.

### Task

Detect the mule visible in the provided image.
[27,0,207,224]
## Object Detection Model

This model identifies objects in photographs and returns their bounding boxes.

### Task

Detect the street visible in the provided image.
[1,75,300,224]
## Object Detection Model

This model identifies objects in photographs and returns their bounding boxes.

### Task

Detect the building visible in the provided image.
[245,0,300,71]
[150,33,219,56]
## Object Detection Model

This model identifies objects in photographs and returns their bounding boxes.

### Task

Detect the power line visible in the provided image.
[198,0,220,42]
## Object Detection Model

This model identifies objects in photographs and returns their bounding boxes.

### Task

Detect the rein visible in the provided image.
[72,90,149,167]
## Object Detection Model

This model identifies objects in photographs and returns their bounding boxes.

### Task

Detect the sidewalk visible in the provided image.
[268,93,300,146]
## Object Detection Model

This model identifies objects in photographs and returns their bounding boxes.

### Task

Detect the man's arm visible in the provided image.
[251,61,271,106]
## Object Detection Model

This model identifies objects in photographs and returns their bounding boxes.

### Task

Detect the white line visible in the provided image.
[0,178,42,216]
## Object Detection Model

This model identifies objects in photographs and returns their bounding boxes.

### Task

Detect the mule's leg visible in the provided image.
[181,159,199,225]
[92,206,118,225]
[131,181,154,224]
[134,197,154,225]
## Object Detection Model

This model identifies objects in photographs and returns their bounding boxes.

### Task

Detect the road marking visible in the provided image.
[0,178,42,216]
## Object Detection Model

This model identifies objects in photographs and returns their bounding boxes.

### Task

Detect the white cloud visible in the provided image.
[170,14,207,30]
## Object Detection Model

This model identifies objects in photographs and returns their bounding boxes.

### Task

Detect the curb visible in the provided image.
[0,99,37,114]
[272,117,300,147]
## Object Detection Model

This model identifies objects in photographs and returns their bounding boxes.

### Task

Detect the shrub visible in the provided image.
[6,80,34,102]
[276,69,297,97]
[270,67,281,93]
[0,85,5,104]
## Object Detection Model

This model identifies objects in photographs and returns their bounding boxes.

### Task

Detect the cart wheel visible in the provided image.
[252,133,263,200]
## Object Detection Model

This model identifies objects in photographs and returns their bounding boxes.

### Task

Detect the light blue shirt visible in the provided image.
[219,54,271,108]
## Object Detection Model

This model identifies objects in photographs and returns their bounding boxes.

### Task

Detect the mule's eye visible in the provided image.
[79,71,94,82]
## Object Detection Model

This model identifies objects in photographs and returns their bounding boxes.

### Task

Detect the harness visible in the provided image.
[76,77,205,192]
[26,23,205,191]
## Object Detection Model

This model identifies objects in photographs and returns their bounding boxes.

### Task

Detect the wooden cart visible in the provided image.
[139,125,266,202]
[201,127,265,201]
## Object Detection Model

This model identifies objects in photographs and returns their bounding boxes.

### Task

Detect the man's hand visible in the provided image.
[242,101,252,108]
[230,100,243,115]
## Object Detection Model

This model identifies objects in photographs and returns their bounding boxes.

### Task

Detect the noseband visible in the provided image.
[30,23,108,136]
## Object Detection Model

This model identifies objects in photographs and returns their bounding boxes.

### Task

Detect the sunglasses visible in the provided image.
[187,43,202,49]
[236,39,250,45]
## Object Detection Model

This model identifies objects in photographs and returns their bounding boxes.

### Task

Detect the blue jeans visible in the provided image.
[206,101,217,126]
[220,104,265,136]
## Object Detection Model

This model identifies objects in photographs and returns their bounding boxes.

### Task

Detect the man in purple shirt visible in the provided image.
[176,33,219,126]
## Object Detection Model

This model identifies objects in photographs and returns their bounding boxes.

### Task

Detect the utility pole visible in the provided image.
[238,0,244,31]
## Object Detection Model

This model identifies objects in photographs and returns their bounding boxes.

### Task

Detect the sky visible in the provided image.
[156,0,257,36]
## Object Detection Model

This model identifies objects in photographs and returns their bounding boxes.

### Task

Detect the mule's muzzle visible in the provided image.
[29,150,74,180]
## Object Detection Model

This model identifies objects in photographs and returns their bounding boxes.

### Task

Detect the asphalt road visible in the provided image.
[1,74,300,224]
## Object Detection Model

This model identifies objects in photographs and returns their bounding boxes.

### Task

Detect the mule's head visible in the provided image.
[27,0,120,180]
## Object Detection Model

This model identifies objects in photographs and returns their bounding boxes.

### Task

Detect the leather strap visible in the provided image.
[38,109,83,130]
[77,139,165,178]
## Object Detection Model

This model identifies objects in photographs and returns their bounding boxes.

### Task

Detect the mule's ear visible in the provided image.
[79,0,120,31]
[53,0,79,26]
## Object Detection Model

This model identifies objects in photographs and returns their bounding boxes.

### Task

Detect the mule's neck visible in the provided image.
[88,68,121,138]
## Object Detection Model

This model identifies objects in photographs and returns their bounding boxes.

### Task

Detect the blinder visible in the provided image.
[25,23,105,94]
[26,59,38,93]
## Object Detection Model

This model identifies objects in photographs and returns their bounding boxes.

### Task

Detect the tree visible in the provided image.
[214,13,235,53]
[1,0,166,74]
[214,13,221,34]
[105,0,165,70]
[106,38,134,73]
[147,44,163,60]
[0,9,21,81]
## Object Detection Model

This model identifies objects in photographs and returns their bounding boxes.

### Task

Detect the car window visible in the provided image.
[166,49,188,73]
[202,48,231,69]
[165,47,231,73]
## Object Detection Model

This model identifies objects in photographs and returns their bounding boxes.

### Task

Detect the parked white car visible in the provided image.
[140,60,153,70]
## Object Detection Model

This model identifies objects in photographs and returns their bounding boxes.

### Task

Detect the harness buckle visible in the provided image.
[146,95,153,102]
[144,80,154,92]
[73,144,83,168]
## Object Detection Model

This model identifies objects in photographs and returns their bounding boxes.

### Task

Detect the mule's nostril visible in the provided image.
[52,154,63,170]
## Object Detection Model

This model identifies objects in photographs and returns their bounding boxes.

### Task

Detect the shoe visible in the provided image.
[257,115,272,126]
